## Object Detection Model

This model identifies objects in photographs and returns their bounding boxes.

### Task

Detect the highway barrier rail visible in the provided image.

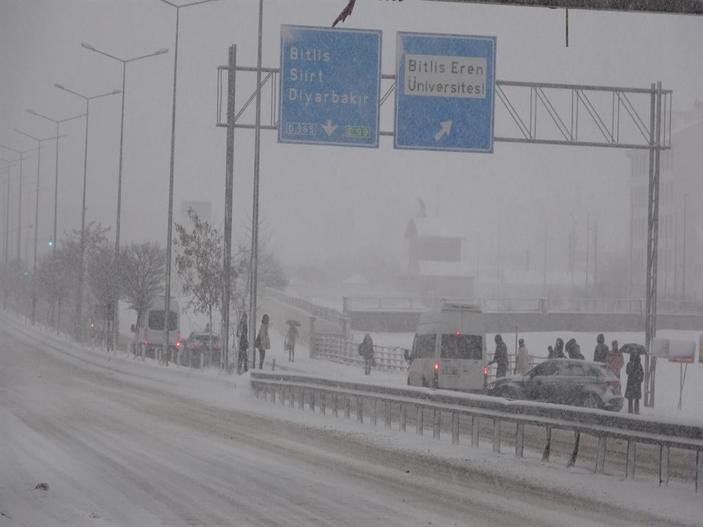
[312,333,408,371]
[250,372,703,494]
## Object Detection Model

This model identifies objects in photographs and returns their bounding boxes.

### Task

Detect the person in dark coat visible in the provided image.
[285,322,299,362]
[489,334,509,378]
[625,353,644,414]
[236,312,248,374]
[593,334,609,363]
[358,334,374,375]
[255,314,270,370]
[549,338,566,359]
[565,338,584,360]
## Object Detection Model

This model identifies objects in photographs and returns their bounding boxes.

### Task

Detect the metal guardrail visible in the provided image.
[312,333,408,371]
[251,372,703,493]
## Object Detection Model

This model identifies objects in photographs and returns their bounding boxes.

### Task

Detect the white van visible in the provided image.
[406,303,488,392]
[131,296,181,358]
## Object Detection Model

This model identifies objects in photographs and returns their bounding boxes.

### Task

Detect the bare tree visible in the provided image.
[36,249,75,333]
[120,242,166,330]
[175,210,225,366]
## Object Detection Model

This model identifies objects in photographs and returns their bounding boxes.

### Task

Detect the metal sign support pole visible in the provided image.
[248,0,264,370]
[644,81,662,408]
[222,44,236,371]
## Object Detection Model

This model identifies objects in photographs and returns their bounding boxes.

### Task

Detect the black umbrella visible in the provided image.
[286,319,301,327]
[620,343,647,355]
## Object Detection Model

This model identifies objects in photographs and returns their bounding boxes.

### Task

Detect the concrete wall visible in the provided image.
[348,309,703,334]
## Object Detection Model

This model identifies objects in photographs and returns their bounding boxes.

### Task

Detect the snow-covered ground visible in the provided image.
[2,313,702,526]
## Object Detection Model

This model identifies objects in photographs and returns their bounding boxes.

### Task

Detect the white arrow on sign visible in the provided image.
[321,120,338,137]
[433,120,453,142]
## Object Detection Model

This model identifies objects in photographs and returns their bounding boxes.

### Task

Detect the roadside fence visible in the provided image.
[251,372,703,493]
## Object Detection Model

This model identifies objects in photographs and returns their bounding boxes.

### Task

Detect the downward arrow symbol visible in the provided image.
[434,120,453,142]
[321,120,338,136]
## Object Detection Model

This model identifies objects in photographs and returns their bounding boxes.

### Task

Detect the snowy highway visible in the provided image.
[0,319,699,526]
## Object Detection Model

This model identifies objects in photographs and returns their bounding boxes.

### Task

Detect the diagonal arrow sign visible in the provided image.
[433,120,453,142]
[321,120,338,136]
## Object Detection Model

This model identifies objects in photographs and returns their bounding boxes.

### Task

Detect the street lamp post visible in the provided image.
[0,159,17,266]
[158,0,220,363]
[0,145,35,263]
[54,83,121,341]
[26,109,85,254]
[13,129,66,324]
[80,42,168,350]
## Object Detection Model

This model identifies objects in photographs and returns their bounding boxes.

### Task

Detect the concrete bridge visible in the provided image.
[262,290,703,335]
[343,296,703,333]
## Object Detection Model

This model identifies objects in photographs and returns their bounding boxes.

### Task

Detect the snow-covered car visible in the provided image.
[184,332,222,367]
[487,359,624,412]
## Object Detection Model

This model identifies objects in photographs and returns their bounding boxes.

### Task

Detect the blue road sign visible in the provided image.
[395,32,496,153]
[279,25,382,148]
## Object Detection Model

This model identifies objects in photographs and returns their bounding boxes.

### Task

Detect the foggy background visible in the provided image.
[1,0,701,295]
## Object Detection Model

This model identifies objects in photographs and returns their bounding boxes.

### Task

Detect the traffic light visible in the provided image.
[48,239,54,248]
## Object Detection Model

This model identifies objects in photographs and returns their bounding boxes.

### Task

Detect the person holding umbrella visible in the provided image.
[620,344,646,414]
[285,320,300,362]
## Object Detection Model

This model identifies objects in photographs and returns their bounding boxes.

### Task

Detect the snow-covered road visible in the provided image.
[0,320,697,526]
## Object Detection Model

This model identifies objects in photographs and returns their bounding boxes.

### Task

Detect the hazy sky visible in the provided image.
[1,0,701,272]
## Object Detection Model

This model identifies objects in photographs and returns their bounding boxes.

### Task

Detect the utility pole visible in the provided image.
[222,44,237,371]
[644,82,663,408]
[542,221,547,299]
[585,213,590,291]
[682,193,688,300]
[248,0,264,369]
[593,221,598,290]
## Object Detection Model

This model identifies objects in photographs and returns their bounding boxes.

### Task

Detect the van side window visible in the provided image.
[440,334,483,360]
[412,334,436,359]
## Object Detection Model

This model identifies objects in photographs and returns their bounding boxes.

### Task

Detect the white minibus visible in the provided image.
[405,303,488,392]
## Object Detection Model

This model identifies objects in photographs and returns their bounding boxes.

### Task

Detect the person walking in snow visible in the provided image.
[358,334,374,375]
[284,321,300,362]
[489,334,509,378]
[515,338,531,375]
[255,314,270,370]
[625,353,644,414]
[236,311,249,373]
[593,333,609,363]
